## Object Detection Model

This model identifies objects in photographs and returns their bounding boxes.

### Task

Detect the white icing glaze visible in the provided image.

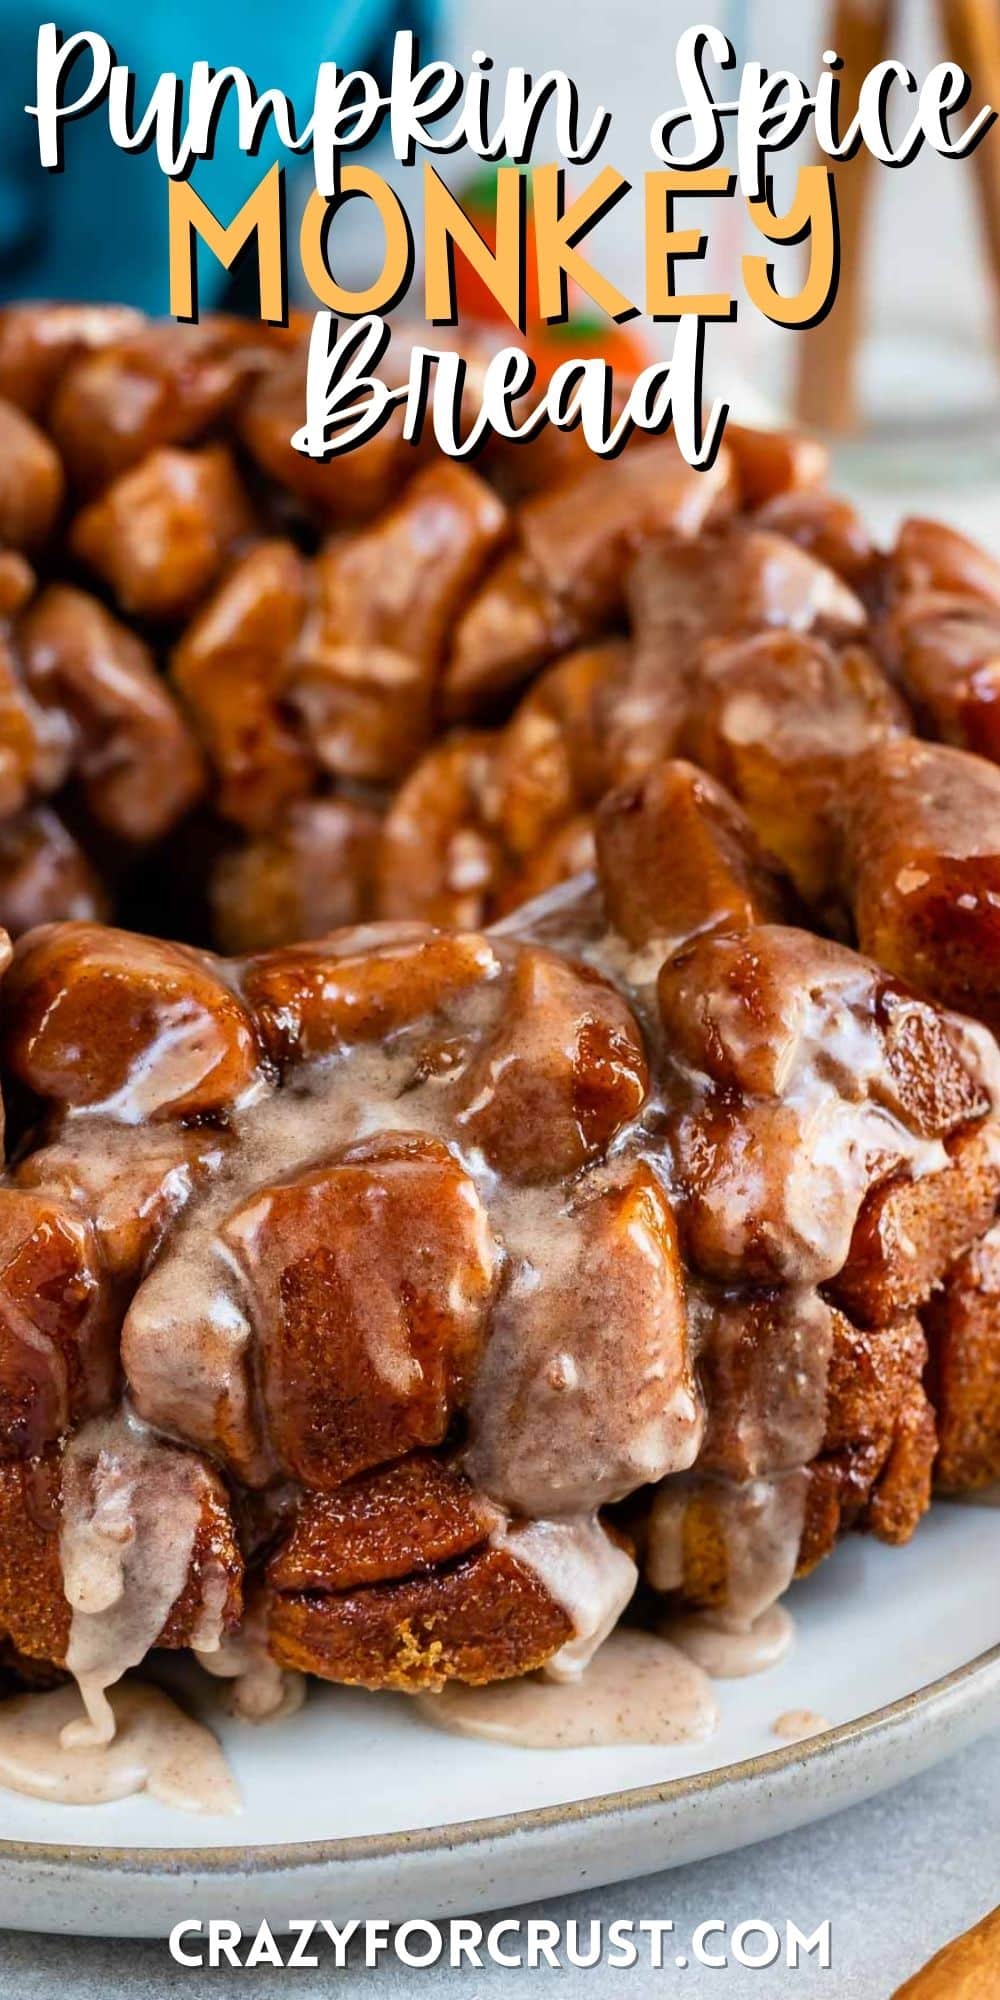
[772,1707,828,1743]
[662,1603,795,1677]
[0,1680,239,1811]
[195,1602,305,1723]
[465,1171,704,1516]
[84,1007,267,1127]
[494,1516,637,1682]
[120,1041,422,1485]
[120,926,703,1519]
[646,1471,809,1631]
[415,1630,719,1748]
[659,927,985,1289]
[694,1284,835,1478]
[709,1474,810,1631]
[60,1410,216,1746]
[644,1483,688,1593]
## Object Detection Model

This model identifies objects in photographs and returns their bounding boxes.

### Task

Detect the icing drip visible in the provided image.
[122,924,703,1517]
[494,1516,638,1681]
[694,1284,835,1478]
[195,1602,305,1722]
[662,1603,795,1677]
[772,1708,828,1742]
[645,1471,810,1630]
[416,1630,719,1749]
[0,1679,239,1811]
[466,1174,704,1517]
[59,1410,212,1746]
[706,1473,810,1630]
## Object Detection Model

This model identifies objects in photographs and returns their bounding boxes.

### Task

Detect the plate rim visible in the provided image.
[2,1638,998,1876]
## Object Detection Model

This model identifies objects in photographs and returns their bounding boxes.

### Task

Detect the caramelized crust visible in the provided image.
[371,481,1000,984]
[4,923,262,1116]
[268,1544,573,1692]
[7,305,1000,995]
[375,734,505,929]
[753,489,877,588]
[595,760,789,949]
[695,1288,839,1483]
[887,516,1000,607]
[454,948,648,1181]
[924,1222,1000,1490]
[0,398,65,551]
[0,1455,69,1664]
[486,642,623,862]
[237,324,424,524]
[224,1137,498,1489]
[0,540,205,934]
[267,1456,500,1593]
[0,1444,242,1669]
[47,319,266,491]
[0,808,107,934]
[466,1161,698,1517]
[644,1311,935,1614]
[171,465,508,816]
[682,631,907,905]
[240,928,501,1063]
[724,424,827,508]
[443,547,584,717]
[290,463,508,781]
[517,441,734,626]
[832,1120,1000,1327]
[441,441,733,718]
[210,798,380,957]
[374,516,888,941]
[171,540,315,833]
[69,444,255,620]
[845,739,1000,1029]
[14,1125,228,1280]
[19,585,205,840]
[377,644,620,929]
[613,525,866,782]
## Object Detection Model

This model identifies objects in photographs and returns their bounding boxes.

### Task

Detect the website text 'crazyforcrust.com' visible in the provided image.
[167,1916,834,1972]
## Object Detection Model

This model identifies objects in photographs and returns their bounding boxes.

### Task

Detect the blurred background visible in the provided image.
[1,0,998,511]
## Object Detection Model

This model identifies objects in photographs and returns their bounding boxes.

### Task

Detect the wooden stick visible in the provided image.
[937,0,1000,338]
[793,0,895,435]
